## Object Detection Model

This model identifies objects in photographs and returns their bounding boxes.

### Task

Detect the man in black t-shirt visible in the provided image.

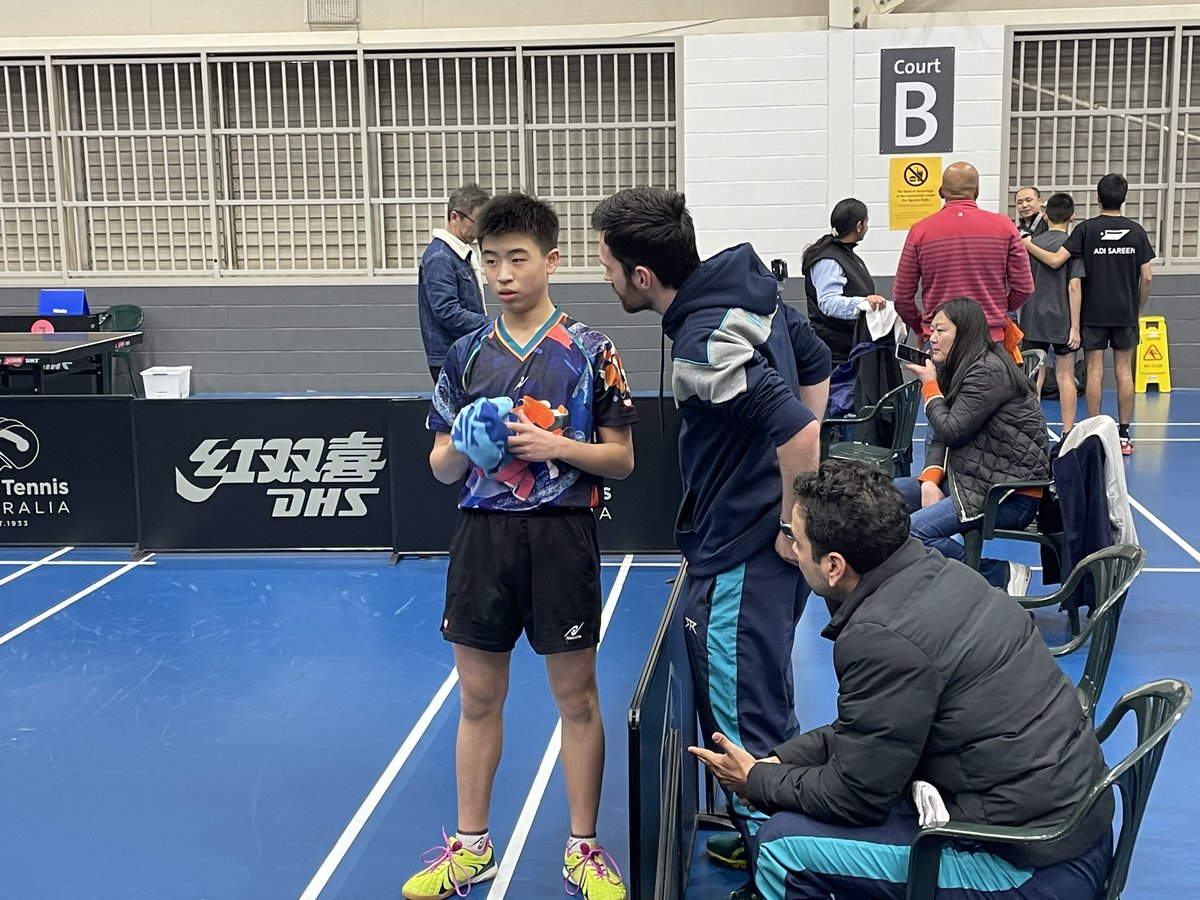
[1025,174,1154,455]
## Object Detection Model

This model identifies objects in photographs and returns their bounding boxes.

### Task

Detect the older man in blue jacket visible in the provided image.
[418,183,491,383]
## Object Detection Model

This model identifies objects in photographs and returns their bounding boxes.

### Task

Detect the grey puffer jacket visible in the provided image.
[923,349,1049,523]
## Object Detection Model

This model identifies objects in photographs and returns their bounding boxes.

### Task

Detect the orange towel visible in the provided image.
[1003,319,1024,365]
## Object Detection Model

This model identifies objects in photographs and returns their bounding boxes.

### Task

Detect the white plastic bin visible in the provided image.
[140,365,193,399]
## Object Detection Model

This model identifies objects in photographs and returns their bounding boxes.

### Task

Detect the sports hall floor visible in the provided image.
[0,389,1196,900]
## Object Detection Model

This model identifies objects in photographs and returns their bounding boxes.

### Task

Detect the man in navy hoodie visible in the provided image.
[592,187,831,891]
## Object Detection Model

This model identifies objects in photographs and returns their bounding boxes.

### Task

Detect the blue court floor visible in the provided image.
[0,548,675,899]
[0,389,1197,900]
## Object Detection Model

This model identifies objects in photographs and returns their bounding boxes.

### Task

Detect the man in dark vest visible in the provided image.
[801,198,886,365]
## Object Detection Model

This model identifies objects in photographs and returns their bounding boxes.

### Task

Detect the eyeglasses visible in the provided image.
[778,518,795,542]
[454,211,476,225]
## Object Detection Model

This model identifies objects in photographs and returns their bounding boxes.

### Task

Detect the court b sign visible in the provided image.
[880,47,955,154]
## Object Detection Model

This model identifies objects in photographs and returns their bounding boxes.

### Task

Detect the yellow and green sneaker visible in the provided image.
[401,830,497,900]
[706,831,748,870]
[563,842,627,900]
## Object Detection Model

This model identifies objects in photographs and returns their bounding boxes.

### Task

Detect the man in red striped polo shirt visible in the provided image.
[893,162,1035,342]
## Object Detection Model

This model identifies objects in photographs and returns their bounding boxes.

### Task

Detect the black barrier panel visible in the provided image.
[0,396,136,544]
[387,400,467,554]
[134,399,392,550]
[388,398,682,555]
[629,562,698,900]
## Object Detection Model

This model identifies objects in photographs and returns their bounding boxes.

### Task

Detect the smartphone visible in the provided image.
[895,343,933,366]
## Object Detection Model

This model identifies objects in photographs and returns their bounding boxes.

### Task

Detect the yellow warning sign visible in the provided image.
[889,156,943,230]
[1136,315,1171,392]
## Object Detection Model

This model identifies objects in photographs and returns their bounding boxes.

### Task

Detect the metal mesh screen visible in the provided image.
[0,44,676,278]
[366,53,521,271]
[211,57,365,273]
[55,59,212,274]
[525,49,676,271]
[0,63,58,274]
[1169,29,1200,261]
[1010,31,1172,261]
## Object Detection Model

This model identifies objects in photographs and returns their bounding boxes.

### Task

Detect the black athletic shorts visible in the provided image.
[1024,339,1076,358]
[1081,325,1138,352]
[442,508,601,655]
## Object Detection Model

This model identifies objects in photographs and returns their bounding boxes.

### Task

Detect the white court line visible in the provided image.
[486,553,635,900]
[602,560,678,568]
[1129,498,1200,565]
[0,558,156,567]
[299,668,462,900]
[299,553,635,900]
[0,546,73,588]
[1029,566,1200,574]
[0,553,153,647]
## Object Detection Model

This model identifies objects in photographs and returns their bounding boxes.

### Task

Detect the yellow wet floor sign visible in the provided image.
[1136,316,1171,392]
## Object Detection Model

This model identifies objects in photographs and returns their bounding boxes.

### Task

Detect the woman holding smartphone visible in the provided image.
[897,298,1050,595]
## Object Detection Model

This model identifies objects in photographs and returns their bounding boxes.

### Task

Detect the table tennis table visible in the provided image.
[0,331,143,394]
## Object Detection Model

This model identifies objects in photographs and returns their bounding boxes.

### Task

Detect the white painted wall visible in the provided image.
[682,31,831,265]
[683,25,1007,281]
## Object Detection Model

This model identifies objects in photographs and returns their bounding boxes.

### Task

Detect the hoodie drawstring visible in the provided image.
[658,327,667,443]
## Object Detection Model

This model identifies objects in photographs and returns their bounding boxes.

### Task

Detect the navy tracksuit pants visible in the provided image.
[680,541,808,844]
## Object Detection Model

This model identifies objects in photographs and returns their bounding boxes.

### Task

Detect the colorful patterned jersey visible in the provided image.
[427,307,638,511]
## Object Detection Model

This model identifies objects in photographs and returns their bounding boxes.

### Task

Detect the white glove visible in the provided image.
[911,780,950,828]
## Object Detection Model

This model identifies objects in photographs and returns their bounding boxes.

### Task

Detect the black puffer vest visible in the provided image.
[803,241,875,364]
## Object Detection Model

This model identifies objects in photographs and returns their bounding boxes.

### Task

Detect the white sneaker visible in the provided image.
[1006,562,1032,597]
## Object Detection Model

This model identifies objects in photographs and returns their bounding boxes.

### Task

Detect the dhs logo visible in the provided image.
[0,418,39,471]
[175,432,386,518]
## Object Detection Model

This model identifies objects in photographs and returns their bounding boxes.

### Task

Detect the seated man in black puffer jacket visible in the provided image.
[692,460,1112,900]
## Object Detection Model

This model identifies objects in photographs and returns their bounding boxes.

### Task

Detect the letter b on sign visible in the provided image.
[880,47,954,154]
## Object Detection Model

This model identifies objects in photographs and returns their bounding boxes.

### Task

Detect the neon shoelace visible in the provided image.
[564,843,623,896]
[418,828,482,898]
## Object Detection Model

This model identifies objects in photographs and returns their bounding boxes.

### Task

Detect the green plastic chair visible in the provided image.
[1020,543,1146,719]
[962,478,1064,614]
[905,678,1192,900]
[101,304,144,396]
[823,378,921,478]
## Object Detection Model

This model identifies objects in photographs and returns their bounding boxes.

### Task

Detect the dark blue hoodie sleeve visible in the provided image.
[781,301,833,386]
[672,307,815,447]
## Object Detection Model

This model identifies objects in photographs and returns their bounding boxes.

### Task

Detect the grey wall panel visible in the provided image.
[1,273,1197,394]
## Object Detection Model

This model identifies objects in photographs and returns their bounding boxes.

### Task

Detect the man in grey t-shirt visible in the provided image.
[1022,192,1084,433]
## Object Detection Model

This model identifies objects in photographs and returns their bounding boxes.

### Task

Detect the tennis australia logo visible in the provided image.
[0,418,39,471]
[0,418,71,525]
[174,431,386,518]
[564,623,585,642]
